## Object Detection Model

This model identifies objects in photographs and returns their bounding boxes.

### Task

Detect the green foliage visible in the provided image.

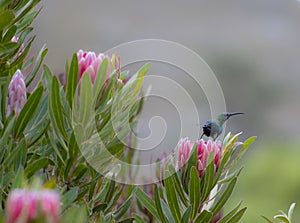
[134,133,255,223]
[0,1,268,223]
[263,203,296,223]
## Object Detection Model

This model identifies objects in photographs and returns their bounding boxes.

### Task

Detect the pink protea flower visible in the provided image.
[177,137,195,171]
[6,69,27,117]
[39,190,61,223]
[6,189,38,223]
[5,189,61,223]
[196,139,222,178]
[177,138,222,178]
[77,50,111,83]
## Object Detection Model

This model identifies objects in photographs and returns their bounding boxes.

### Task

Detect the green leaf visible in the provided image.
[194,210,213,223]
[273,215,289,223]
[47,129,66,166]
[61,205,88,223]
[135,187,159,219]
[0,0,11,9]
[181,206,192,223]
[92,203,107,214]
[93,58,107,102]
[68,131,79,159]
[261,216,274,223]
[189,166,201,220]
[14,138,26,170]
[104,177,116,203]
[14,86,43,138]
[159,199,175,223]
[182,143,198,191]
[201,153,215,203]
[154,184,168,223]
[78,72,93,126]
[115,187,136,221]
[1,77,10,121]
[73,163,88,182]
[49,76,68,140]
[226,207,247,223]
[211,177,237,215]
[242,136,256,151]
[165,173,181,222]
[288,203,296,220]
[218,202,242,223]
[132,214,147,223]
[61,187,79,211]
[0,117,14,162]
[117,218,135,223]
[0,10,15,31]
[11,167,24,189]
[3,25,17,42]
[25,157,50,178]
[66,53,78,107]
[170,167,188,207]
[137,62,151,78]
[26,46,48,86]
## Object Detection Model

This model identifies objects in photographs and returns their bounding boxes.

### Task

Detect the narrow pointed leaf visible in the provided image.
[226,207,247,223]
[25,157,50,178]
[66,53,78,107]
[261,216,274,223]
[79,72,93,126]
[211,177,237,215]
[93,58,107,102]
[201,153,215,202]
[195,210,213,223]
[154,184,168,223]
[0,10,15,30]
[49,76,68,140]
[170,167,188,207]
[218,202,242,223]
[14,86,43,138]
[61,187,79,211]
[242,136,256,151]
[165,172,181,222]
[180,206,192,223]
[132,214,147,223]
[135,187,159,219]
[189,166,201,220]
[11,167,24,189]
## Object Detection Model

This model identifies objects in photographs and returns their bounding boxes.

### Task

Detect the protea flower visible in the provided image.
[6,69,27,117]
[177,137,194,171]
[5,189,61,223]
[177,138,222,178]
[196,139,222,178]
[77,50,111,83]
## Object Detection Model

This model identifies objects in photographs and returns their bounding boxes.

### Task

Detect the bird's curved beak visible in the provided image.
[226,112,245,120]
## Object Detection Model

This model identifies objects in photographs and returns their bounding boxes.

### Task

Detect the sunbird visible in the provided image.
[200,112,244,140]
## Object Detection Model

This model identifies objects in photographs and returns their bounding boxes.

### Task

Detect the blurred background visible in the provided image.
[31,0,300,221]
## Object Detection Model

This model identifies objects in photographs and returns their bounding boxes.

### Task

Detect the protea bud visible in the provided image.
[6,69,27,117]
[196,139,222,178]
[77,50,111,83]
[5,189,61,223]
[177,137,194,171]
[177,138,222,178]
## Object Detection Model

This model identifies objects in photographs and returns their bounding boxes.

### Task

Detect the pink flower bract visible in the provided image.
[6,189,61,223]
[77,50,111,83]
[177,138,222,178]
[6,69,27,117]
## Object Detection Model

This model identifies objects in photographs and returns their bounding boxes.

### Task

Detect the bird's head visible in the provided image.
[217,112,244,125]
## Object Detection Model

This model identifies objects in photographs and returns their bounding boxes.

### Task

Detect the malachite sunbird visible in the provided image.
[200,112,244,140]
